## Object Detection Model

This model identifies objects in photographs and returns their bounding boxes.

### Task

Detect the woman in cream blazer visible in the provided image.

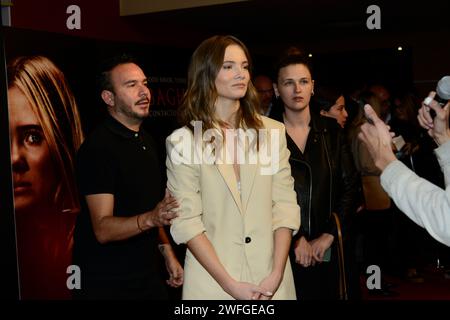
[166,35,300,300]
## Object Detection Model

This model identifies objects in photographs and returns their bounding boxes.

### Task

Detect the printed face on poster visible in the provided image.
[3,26,187,299]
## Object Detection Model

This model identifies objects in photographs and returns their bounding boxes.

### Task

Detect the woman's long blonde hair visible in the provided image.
[8,56,84,213]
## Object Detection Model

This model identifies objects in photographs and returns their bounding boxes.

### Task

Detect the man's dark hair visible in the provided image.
[96,54,139,93]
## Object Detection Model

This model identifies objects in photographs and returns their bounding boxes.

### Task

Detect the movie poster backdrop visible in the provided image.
[3,26,189,299]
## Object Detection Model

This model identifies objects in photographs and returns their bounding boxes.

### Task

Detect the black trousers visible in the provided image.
[290,247,339,300]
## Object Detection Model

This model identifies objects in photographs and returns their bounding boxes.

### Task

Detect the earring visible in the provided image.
[311,90,315,96]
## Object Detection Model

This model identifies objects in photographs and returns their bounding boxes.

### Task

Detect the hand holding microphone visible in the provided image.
[434,76,450,106]
[418,85,450,146]
[422,76,450,119]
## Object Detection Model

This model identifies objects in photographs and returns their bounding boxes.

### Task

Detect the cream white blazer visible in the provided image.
[166,116,300,300]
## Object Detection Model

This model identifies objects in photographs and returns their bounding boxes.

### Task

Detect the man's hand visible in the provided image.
[160,244,184,288]
[417,92,450,146]
[142,188,180,228]
[358,104,397,171]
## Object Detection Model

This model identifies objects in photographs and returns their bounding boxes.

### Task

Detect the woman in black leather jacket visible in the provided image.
[270,53,359,299]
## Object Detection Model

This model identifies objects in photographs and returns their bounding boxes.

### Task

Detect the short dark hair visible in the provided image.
[273,52,313,82]
[96,54,139,93]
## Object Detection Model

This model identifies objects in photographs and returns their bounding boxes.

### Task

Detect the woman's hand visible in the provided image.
[255,271,282,300]
[225,279,273,300]
[294,236,313,267]
[310,233,334,262]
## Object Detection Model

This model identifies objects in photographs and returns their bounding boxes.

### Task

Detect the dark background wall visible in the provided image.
[7,0,450,96]
[1,0,449,300]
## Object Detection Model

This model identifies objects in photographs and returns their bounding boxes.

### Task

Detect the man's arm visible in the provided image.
[158,227,183,288]
[86,189,179,244]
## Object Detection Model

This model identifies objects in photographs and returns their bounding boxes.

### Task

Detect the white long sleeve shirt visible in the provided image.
[381,140,450,246]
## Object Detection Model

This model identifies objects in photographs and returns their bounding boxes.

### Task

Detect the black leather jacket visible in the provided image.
[274,112,359,241]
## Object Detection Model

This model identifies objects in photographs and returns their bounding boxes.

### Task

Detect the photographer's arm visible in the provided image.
[359,101,450,246]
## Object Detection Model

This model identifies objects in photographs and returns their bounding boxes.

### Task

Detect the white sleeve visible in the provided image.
[166,129,205,245]
[380,141,450,246]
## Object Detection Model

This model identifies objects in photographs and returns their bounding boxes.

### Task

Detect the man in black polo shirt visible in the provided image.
[73,55,183,299]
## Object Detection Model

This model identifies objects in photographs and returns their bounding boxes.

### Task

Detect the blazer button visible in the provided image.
[245,237,251,244]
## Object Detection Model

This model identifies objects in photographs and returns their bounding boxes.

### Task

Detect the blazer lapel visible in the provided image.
[216,163,244,214]
[240,130,261,214]
[240,162,257,214]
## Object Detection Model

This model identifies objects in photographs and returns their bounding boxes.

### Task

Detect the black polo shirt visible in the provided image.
[73,115,166,298]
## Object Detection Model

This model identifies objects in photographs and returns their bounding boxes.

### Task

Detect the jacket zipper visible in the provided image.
[321,133,333,218]
[290,157,313,238]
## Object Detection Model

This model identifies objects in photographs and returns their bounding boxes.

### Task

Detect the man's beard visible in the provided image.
[119,103,149,121]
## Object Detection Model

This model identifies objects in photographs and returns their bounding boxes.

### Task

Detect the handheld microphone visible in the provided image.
[425,76,450,118]
[435,76,450,106]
